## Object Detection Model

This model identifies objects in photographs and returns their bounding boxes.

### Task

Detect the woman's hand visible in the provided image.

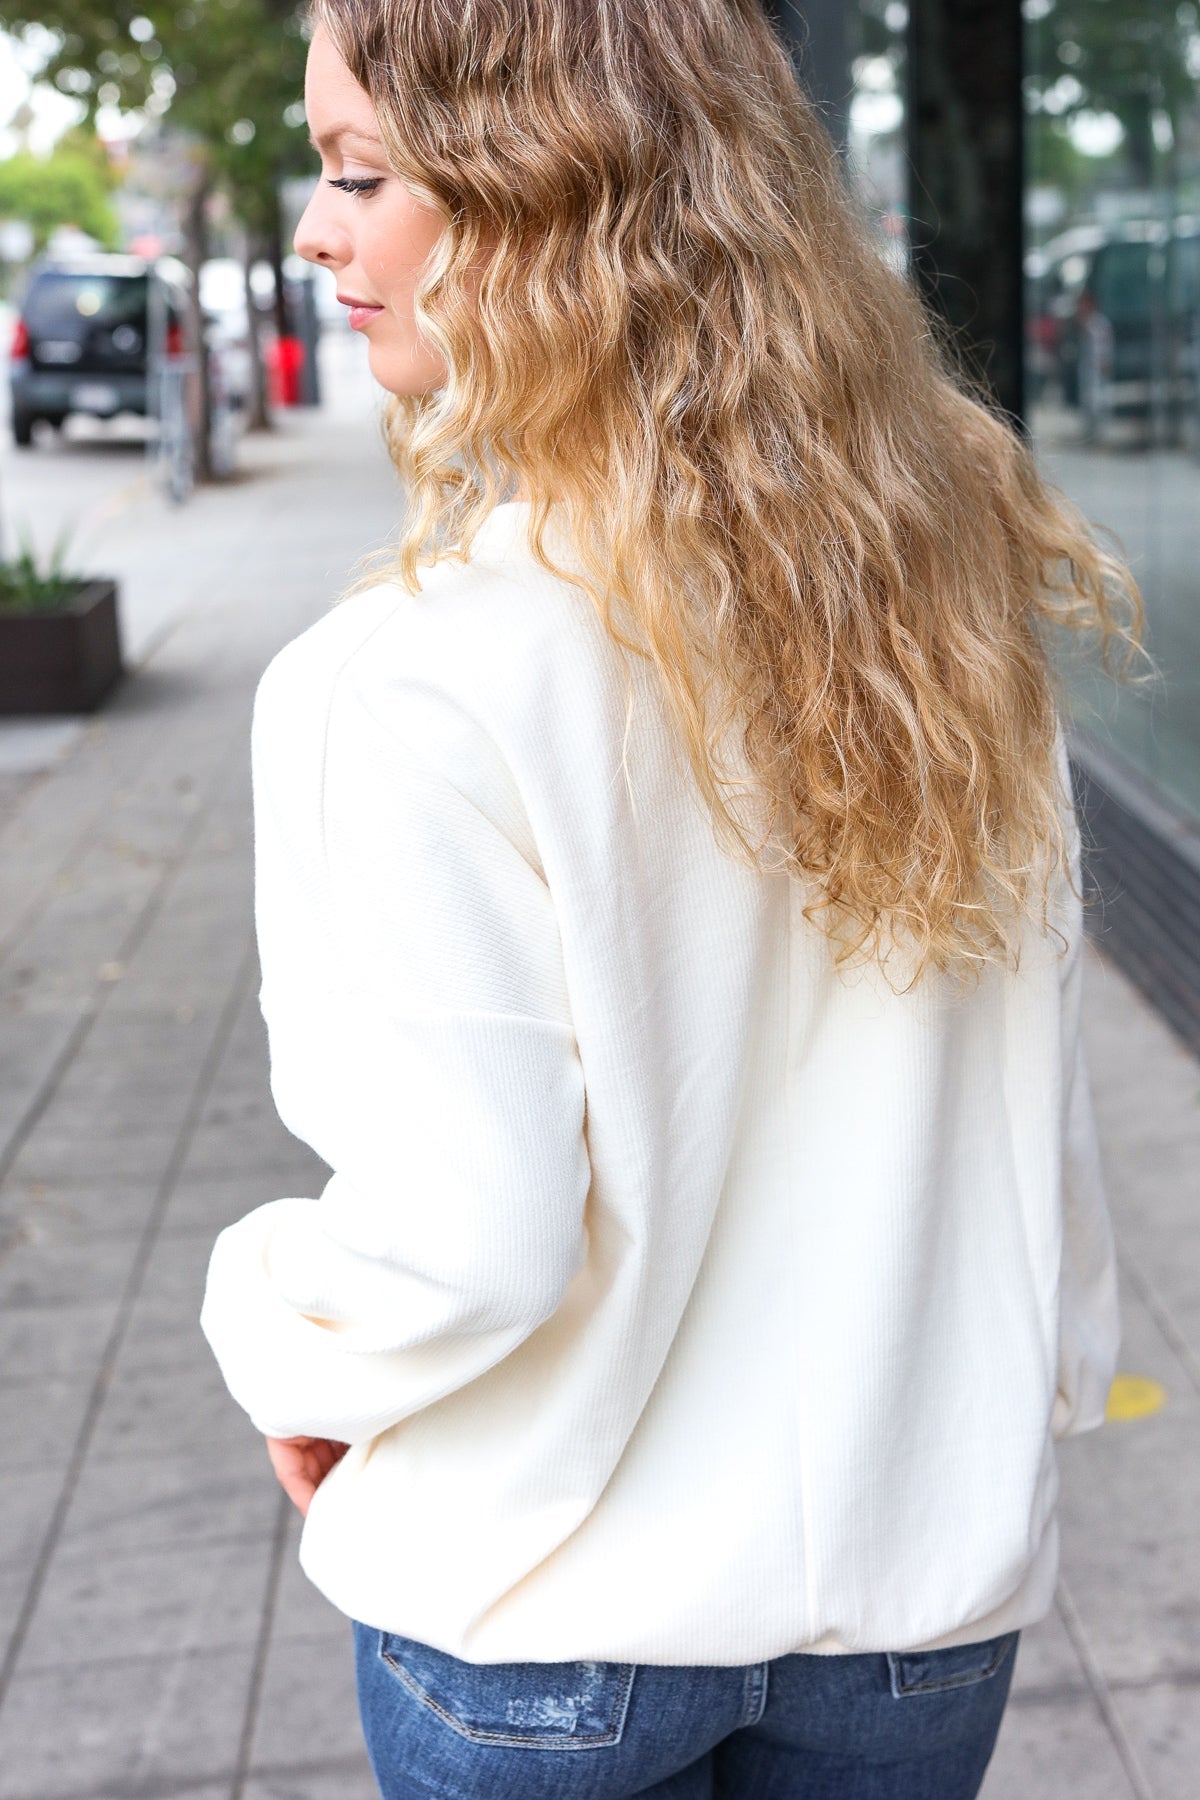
[265,1434,351,1517]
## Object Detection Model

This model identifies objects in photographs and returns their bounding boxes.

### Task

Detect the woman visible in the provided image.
[200,3,1143,1796]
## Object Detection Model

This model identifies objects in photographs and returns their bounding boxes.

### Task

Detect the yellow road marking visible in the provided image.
[1105,1374,1167,1422]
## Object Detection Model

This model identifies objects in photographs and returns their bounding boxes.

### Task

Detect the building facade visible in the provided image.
[773,0,1200,1049]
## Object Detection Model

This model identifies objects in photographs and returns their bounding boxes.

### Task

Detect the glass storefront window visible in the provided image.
[845,1,910,273]
[1024,0,1200,824]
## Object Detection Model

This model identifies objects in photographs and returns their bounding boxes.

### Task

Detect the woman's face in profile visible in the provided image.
[294,23,449,396]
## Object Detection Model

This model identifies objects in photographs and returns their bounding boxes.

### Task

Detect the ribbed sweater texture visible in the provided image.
[200,499,1120,1665]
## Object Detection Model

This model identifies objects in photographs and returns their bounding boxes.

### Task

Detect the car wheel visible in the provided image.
[11,411,34,447]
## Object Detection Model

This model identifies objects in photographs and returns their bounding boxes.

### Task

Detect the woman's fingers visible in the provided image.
[265,1435,318,1514]
[313,1438,350,1481]
[264,1435,350,1517]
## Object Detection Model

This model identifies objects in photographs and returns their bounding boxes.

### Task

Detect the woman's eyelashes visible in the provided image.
[327,175,383,196]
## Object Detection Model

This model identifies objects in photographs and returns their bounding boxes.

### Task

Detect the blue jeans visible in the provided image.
[352,1618,1019,1799]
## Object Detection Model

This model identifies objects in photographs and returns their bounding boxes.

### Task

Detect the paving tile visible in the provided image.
[98,1787,233,1800]
[2,952,252,1194]
[0,1467,70,1669]
[8,1130,184,1185]
[0,1296,119,1388]
[130,1220,224,1305]
[128,1291,236,1382]
[104,907,255,1017]
[1112,1217,1200,1372]
[243,1759,379,1800]
[248,1618,369,1780]
[1117,1234,1200,1390]
[1006,1599,1090,1703]
[162,1170,326,1240]
[0,1174,162,1244]
[117,1244,236,1373]
[0,1643,251,1798]
[270,1517,353,1648]
[178,1133,330,1196]
[0,1372,93,1467]
[0,1232,142,1311]
[15,1528,271,1675]
[0,854,164,1007]
[0,788,94,956]
[12,1009,223,1155]
[0,1012,90,1161]
[1082,949,1200,1381]
[60,1450,279,1558]
[1060,1516,1200,1694]
[88,1345,259,1464]
[980,1690,1137,1799]
[1055,1281,1200,1690]
[181,1104,320,1180]
[1109,1675,1200,1800]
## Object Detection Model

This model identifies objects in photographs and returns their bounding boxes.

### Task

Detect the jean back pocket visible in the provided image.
[378,1631,637,1750]
[887,1630,1019,1699]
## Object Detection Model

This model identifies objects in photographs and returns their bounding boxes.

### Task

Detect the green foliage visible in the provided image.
[1026,0,1200,185]
[0,524,80,614]
[1028,115,1125,216]
[0,2,316,230]
[0,139,118,252]
[57,121,123,191]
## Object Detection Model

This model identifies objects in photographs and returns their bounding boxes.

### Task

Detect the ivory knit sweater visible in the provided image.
[200,499,1119,1665]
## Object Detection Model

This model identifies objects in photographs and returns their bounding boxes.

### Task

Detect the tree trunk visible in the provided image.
[242,231,272,433]
[267,195,290,342]
[1121,95,1156,192]
[906,0,1026,430]
[182,165,214,484]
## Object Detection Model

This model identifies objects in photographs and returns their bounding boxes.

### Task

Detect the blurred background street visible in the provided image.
[0,3,1197,1798]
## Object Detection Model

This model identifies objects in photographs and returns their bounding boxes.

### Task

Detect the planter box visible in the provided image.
[0,579,124,715]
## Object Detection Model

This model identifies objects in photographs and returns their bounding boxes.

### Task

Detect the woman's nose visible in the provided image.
[294,190,344,270]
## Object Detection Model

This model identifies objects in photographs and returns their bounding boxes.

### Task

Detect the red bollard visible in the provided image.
[266,335,306,406]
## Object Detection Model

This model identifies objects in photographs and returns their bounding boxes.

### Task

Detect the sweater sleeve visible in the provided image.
[1049,731,1121,1441]
[199,632,592,1443]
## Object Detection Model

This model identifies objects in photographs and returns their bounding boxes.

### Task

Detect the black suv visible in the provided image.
[9,253,191,446]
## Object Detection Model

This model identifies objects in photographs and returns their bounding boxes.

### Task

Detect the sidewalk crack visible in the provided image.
[1055,1577,1158,1800]
[0,934,260,1713]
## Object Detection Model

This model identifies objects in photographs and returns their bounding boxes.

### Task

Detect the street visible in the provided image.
[0,343,1197,1798]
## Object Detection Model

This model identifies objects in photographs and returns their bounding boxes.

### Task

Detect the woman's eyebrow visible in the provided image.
[307,123,384,152]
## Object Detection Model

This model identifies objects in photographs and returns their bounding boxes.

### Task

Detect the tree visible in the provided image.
[1025,0,1199,191]
[0,2,316,471]
[0,136,118,254]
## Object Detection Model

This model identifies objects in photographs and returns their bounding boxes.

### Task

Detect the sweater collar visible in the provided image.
[470,500,533,557]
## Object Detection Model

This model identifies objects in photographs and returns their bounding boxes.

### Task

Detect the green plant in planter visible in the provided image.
[0,526,80,614]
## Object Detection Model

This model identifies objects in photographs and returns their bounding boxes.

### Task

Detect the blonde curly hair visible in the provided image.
[310,0,1143,985]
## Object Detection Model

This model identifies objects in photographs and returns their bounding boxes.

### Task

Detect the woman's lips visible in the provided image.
[338,297,385,333]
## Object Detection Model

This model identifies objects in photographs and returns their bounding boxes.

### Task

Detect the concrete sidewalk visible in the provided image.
[0,359,1197,1799]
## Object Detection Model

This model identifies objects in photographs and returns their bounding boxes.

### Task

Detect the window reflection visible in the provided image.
[846,0,909,272]
[1025,0,1200,822]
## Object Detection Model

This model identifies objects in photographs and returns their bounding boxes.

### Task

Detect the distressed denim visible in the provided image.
[351,1617,1019,1799]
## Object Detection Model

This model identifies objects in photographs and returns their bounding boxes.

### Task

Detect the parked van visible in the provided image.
[1044,218,1200,442]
